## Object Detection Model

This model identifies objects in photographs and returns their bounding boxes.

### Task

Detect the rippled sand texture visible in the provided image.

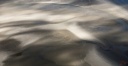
[0,0,128,66]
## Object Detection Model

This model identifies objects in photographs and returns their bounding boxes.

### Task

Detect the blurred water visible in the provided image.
[0,0,128,66]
